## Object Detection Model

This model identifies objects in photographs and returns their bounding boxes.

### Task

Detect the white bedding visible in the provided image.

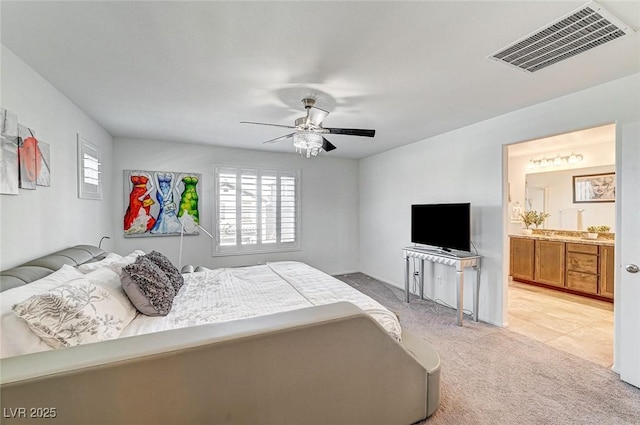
[120,261,401,340]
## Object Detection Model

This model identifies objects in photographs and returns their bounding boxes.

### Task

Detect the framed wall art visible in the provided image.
[573,172,615,203]
[0,108,19,195]
[123,169,201,237]
[1,108,52,195]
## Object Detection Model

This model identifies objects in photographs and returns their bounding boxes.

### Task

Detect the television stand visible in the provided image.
[411,246,463,258]
[403,247,481,326]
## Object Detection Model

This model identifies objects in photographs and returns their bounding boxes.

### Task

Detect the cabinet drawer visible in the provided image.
[566,243,598,254]
[566,271,598,294]
[566,252,598,274]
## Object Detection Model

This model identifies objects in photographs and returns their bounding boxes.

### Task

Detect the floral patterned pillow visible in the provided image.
[145,251,184,293]
[1,265,86,358]
[12,273,135,349]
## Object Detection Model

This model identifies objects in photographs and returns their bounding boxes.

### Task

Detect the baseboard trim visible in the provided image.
[357,270,404,291]
[357,269,507,327]
[330,270,360,277]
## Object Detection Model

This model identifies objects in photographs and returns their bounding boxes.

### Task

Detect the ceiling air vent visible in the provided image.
[489,1,634,73]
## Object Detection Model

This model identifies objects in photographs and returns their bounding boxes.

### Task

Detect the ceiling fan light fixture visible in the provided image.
[294,131,323,158]
[242,97,376,155]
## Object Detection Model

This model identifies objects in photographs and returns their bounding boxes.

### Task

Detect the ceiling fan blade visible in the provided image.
[241,121,295,129]
[325,127,376,137]
[307,106,329,126]
[263,133,295,144]
[322,138,337,152]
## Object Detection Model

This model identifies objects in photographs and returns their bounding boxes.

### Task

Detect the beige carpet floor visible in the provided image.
[334,273,640,425]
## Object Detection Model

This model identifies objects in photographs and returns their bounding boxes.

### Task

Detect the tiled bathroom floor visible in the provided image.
[508,280,614,368]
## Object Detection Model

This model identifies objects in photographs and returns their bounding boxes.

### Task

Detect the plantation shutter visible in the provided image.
[214,166,299,254]
[280,172,297,244]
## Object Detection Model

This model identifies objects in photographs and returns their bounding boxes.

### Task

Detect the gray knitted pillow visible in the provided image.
[145,251,184,293]
[121,256,175,316]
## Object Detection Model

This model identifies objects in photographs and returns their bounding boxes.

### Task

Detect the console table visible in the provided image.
[403,247,482,326]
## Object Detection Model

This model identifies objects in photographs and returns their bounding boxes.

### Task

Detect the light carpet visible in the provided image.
[334,273,640,425]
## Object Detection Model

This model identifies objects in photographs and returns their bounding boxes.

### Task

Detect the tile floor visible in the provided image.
[508,280,614,368]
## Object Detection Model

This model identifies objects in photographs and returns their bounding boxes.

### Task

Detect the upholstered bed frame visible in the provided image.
[0,246,441,425]
[0,245,107,292]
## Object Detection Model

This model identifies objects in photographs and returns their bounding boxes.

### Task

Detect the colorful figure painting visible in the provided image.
[151,172,182,234]
[124,171,157,234]
[0,108,19,195]
[123,169,201,237]
[178,175,199,224]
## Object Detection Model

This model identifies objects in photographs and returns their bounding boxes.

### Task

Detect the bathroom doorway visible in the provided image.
[506,123,616,368]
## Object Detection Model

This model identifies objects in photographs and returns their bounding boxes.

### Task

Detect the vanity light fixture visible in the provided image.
[568,152,584,164]
[528,153,583,169]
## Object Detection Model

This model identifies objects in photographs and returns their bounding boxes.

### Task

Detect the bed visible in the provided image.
[0,245,441,425]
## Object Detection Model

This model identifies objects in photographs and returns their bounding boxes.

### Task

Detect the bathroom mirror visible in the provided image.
[525,164,615,231]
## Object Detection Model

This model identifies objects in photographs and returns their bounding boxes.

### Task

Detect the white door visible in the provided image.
[618,121,640,388]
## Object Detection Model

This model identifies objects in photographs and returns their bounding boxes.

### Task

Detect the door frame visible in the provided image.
[501,123,619,369]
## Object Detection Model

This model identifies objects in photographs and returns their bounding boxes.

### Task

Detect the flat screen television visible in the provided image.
[411,203,471,252]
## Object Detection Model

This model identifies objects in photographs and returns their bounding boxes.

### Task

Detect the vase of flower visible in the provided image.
[534,211,551,229]
[585,225,610,239]
[519,210,549,235]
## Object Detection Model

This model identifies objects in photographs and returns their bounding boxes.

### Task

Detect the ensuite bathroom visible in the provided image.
[506,123,615,368]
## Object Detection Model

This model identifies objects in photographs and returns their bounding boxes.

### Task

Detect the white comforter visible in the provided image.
[120,261,401,340]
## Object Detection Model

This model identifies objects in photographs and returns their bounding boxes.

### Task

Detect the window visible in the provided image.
[77,134,102,200]
[214,165,300,254]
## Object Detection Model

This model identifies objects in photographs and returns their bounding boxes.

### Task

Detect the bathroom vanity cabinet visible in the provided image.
[509,235,614,301]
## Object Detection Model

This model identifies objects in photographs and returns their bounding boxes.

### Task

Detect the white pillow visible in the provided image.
[12,267,137,350]
[77,252,124,273]
[0,265,85,358]
[107,250,146,275]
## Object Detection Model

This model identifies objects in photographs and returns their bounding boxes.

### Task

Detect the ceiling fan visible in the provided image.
[241,98,375,157]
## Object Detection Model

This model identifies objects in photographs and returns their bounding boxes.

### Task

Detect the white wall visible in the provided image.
[359,72,640,326]
[113,138,359,275]
[0,46,114,269]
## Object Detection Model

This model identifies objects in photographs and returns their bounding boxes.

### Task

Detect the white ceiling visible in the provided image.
[1,1,639,159]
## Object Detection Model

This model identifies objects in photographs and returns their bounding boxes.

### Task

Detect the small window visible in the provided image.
[77,135,102,200]
[214,165,300,255]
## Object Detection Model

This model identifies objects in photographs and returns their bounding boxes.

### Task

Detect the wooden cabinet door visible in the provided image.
[510,238,535,281]
[534,240,565,287]
[600,245,615,299]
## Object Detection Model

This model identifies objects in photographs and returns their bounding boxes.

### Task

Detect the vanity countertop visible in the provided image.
[509,233,614,246]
